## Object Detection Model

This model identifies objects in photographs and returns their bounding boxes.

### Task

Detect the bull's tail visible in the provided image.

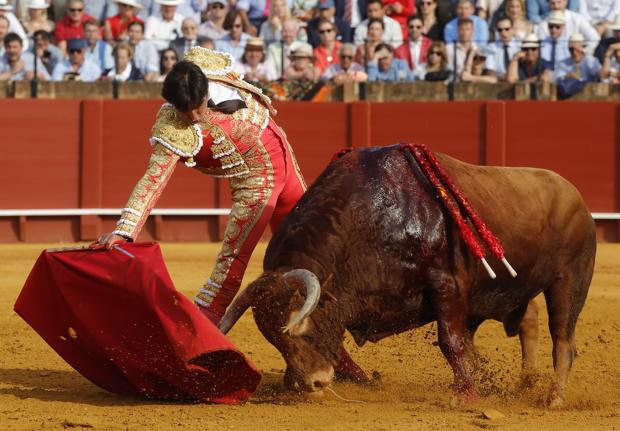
[401,143,517,280]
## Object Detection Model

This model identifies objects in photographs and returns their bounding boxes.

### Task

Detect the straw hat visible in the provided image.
[245,37,265,50]
[0,0,13,11]
[113,0,144,9]
[547,10,566,25]
[521,33,540,48]
[155,0,184,5]
[568,33,586,52]
[26,0,50,9]
[289,41,314,58]
[608,14,620,31]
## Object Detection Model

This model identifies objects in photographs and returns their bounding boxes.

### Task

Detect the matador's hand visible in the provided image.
[91,233,127,249]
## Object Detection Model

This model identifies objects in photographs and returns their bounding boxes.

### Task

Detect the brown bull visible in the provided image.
[219,144,596,406]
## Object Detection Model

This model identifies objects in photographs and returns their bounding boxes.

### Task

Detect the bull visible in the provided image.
[218,144,596,407]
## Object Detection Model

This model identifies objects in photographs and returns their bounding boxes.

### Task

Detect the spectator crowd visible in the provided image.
[0,0,619,86]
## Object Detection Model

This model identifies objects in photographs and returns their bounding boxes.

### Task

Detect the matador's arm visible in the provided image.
[112,144,180,240]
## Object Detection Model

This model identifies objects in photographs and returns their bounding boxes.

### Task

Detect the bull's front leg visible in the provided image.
[429,270,479,405]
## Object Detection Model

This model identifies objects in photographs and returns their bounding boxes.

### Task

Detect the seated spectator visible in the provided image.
[460,44,497,82]
[265,19,298,79]
[506,33,552,82]
[443,0,488,45]
[145,0,184,52]
[476,0,502,23]
[24,0,55,37]
[553,33,601,81]
[84,0,118,23]
[55,0,94,55]
[199,37,216,49]
[367,42,413,80]
[419,40,453,81]
[30,29,63,75]
[128,21,159,81]
[291,0,317,24]
[215,10,251,61]
[527,0,586,25]
[233,36,276,81]
[446,18,477,76]
[540,11,570,71]
[84,19,115,72]
[170,17,207,58]
[104,0,145,43]
[198,0,228,40]
[394,15,432,74]
[599,41,620,83]
[384,0,415,39]
[307,0,352,48]
[321,42,367,83]
[0,0,29,52]
[586,0,620,37]
[157,47,178,81]
[259,0,291,44]
[418,0,445,41]
[485,17,521,81]
[313,19,341,73]
[177,0,206,24]
[491,0,532,40]
[0,15,10,57]
[355,17,384,64]
[236,0,271,36]
[0,33,43,80]
[594,14,620,64]
[536,0,599,53]
[354,0,403,48]
[102,42,145,81]
[52,38,102,81]
[283,41,321,81]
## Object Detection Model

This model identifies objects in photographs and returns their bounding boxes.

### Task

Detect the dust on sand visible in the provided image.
[1,243,619,431]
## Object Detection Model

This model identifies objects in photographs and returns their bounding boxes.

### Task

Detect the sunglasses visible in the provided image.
[340,54,353,59]
[319,28,334,34]
[548,23,563,29]
[409,24,422,29]
[163,55,177,60]
[68,8,83,12]
[568,47,583,52]
[429,50,441,55]
[497,26,511,32]
[232,23,243,28]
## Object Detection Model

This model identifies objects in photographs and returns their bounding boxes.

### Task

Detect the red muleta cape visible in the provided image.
[14,242,261,404]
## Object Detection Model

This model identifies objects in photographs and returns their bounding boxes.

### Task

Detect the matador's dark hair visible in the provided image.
[161,61,209,112]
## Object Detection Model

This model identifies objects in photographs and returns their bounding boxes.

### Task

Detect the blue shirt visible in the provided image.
[52,58,103,82]
[367,58,413,82]
[443,16,489,45]
[553,56,601,82]
[517,58,553,80]
[85,41,115,71]
[540,37,570,71]
[215,33,251,62]
[237,0,293,21]
[526,0,582,24]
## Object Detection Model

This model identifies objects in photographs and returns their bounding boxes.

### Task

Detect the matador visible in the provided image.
[96,47,368,381]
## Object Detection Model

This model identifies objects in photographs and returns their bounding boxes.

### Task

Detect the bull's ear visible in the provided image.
[320,274,337,303]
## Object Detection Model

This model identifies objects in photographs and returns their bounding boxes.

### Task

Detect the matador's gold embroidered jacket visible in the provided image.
[112,48,281,240]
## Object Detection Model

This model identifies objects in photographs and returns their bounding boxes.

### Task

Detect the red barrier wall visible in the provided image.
[0,100,618,242]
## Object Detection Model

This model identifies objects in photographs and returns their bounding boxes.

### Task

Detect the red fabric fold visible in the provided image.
[14,242,261,404]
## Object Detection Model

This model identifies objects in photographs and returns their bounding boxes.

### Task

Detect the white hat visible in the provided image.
[113,0,144,9]
[521,33,540,48]
[26,0,49,9]
[209,0,228,5]
[568,32,586,50]
[0,0,13,11]
[155,0,184,5]
[608,14,620,31]
[547,10,566,25]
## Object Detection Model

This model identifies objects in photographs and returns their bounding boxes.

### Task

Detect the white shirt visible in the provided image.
[106,63,134,81]
[409,40,423,70]
[354,16,403,48]
[145,13,185,51]
[485,38,521,77]
[476,0,504,22]
[585,0,620,25]
[537,9,600,53]
[208,81,244,104]
[3,12,29,51]
[446,42,477,75]
[133,40,160,75]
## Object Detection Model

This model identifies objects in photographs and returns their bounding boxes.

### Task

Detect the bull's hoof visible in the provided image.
[546,390,565,409]
[449,388,480,408]
[334,368,370,383]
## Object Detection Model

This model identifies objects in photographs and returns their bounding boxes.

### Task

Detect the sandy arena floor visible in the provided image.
[1,242,619,431]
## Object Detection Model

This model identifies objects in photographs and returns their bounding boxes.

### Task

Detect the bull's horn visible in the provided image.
[218,285,255,334]
[282,269,321,334]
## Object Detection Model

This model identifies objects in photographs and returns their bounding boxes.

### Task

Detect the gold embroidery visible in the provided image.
[151,105,202,157]
[113,144,180,239]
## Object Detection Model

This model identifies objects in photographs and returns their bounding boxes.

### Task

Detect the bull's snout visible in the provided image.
[284,366,335,392]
